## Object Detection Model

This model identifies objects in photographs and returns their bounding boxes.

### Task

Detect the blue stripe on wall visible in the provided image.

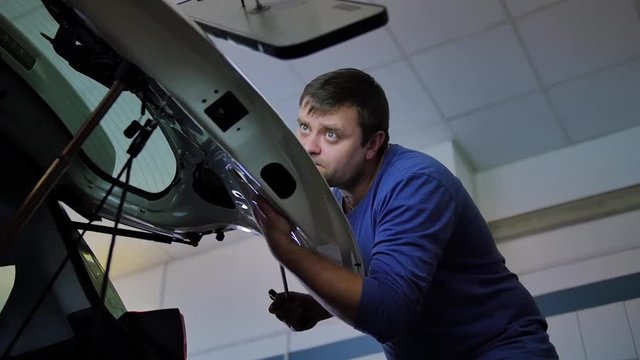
[289,335,380,360]
[536,272,640,317]
[259,272,640,360]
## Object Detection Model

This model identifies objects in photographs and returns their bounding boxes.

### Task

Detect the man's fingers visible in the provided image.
[255,196,289,221]
[269,295,302,320]
[251,198,267,225]
[254,196,272,216]
[266,291,316,331]
[252,196,281,231]
[268,291,289,313]
[268,299,281,314]
[284,303,304,330]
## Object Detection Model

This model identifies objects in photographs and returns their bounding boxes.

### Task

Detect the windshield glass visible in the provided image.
[0,0,176,194]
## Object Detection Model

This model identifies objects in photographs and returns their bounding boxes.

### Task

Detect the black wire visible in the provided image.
[89,157,134,223]
[1,158,134,359]
[100,157,132,301]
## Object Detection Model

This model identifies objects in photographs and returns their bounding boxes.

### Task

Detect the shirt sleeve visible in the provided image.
[354,173,456,343]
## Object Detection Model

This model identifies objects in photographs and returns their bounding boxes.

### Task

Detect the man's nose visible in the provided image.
[301,135,321,155]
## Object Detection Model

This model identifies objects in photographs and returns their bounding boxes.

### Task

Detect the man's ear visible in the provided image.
[365,131,386,161]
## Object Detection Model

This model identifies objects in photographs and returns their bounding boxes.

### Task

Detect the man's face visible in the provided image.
[296,103,368,189]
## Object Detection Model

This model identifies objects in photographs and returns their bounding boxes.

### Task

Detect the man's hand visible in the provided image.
[254,195,363,325]
[253,196,297,262]
[268,290,332,331]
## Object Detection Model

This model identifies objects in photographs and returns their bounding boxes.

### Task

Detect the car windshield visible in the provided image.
[0,0,176,194]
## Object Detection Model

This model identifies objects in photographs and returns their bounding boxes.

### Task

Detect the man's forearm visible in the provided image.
[278,240,363,326]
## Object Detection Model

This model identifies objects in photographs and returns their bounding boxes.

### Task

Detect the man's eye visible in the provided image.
[299,123,310,132]
[326,131,338,141]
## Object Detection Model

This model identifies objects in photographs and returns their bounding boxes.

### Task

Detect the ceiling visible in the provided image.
[204,0,640,170]
[90,0,640,276]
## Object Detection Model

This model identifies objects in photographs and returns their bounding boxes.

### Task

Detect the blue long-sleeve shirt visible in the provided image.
[334,144,558,359]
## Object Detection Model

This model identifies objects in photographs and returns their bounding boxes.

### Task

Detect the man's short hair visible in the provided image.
[299,68,389,153]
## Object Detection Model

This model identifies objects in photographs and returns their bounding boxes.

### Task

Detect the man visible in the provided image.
[253,68,558,359]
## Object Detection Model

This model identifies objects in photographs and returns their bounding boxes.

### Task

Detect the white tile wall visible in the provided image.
[577,303,637,360]
[188,333,287,360]
[88,230,172,279]
[546,312,586,360]
[288,317,368,353]
[498,209,640,276]
[519,247,640,297]
[161,238,289,355]
[476,125,640,221]
[109,215,640,360]
[113,264,165,311]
